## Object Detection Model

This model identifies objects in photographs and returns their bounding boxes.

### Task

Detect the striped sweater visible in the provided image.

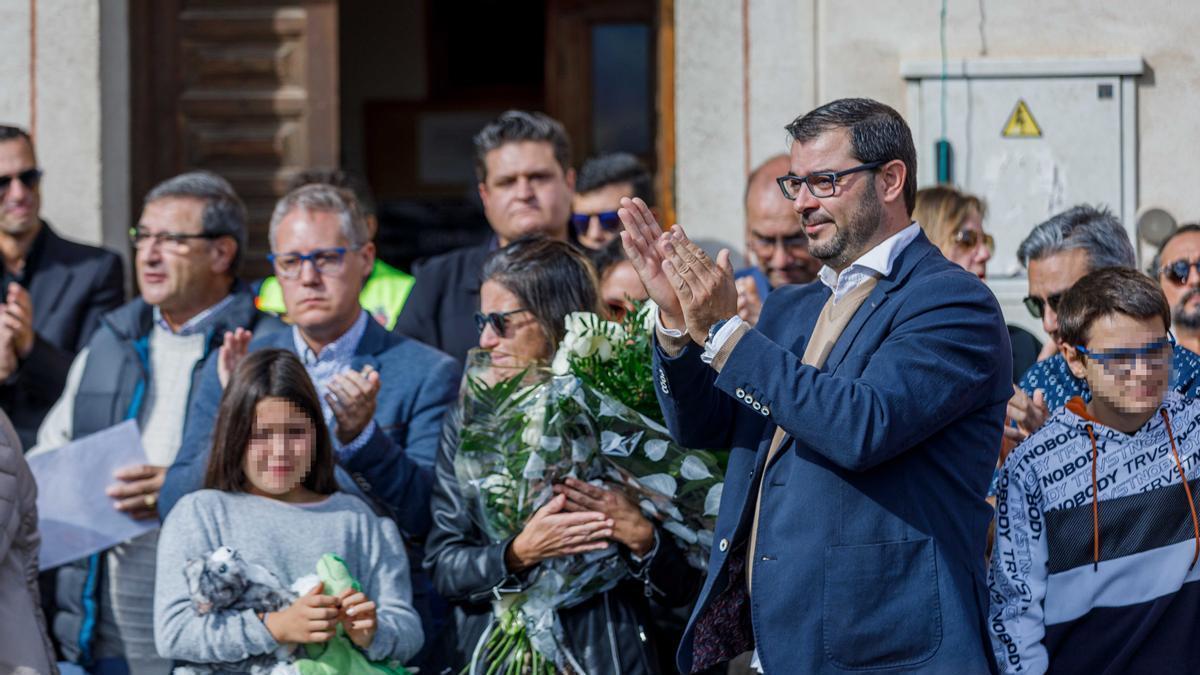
[988,391,1200,674]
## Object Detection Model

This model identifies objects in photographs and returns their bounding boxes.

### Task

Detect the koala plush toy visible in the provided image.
[174,547,299,675]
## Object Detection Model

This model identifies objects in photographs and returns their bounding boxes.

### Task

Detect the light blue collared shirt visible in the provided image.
[291,310,375,456]
[152,292,237,336]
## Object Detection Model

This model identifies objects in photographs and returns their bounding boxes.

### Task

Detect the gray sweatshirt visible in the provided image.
[155,489,423,666]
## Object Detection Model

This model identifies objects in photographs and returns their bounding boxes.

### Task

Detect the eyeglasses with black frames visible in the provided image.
[775,161,886,200]
[129,227,222,252]
[474,308,530,338]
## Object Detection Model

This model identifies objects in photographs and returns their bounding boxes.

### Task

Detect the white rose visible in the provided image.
[595,337,614,362]
[640,300,659,333]
[551,349,571,375]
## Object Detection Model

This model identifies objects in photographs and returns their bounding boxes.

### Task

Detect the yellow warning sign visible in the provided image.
[1002,99,1042,138]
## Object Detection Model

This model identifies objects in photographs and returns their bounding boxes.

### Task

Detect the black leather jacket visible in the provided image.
[423,411,702,674]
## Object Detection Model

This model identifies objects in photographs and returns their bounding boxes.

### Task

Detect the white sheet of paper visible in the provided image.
[28,420,158,570]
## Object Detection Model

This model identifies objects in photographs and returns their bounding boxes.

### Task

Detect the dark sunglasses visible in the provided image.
[1023,291,1066,320]
[474,308,529,337]
[1160,259,1200,286]
[0,168,42,192]
[570,211,621,235]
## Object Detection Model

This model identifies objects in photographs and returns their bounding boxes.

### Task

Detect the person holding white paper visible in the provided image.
[31,172,282,674]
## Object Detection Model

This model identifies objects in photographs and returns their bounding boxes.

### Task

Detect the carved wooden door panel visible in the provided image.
[131,0,338,278]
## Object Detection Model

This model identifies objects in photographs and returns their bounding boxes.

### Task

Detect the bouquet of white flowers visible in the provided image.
[452,302,723,674]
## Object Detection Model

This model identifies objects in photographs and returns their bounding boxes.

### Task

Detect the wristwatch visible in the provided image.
[705,317,731,348]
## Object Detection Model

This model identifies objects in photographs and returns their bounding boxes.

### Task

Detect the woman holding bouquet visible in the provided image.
[424,237,699,674]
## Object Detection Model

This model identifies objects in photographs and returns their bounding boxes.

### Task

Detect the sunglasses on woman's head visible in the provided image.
[474,309,530,337]
[570,211,622,236]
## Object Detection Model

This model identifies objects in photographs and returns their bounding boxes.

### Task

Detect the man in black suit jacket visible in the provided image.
[395,110,576,364]
[0,125,124,448]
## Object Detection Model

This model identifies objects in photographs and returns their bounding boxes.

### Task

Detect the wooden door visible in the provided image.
[545,0,675,225]
[130,0,338,278]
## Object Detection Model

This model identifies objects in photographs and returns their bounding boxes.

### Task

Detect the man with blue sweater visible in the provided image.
[622,98,1010,673]
[160,183,458,671]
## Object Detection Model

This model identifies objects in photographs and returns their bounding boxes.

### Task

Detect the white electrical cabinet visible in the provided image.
[902,57,1142,341]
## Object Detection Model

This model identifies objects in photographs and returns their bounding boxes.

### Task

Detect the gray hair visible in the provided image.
[268,183,369,250]
[145,171,247,274]
[473,110,571,183]
[1016,205,1135,271]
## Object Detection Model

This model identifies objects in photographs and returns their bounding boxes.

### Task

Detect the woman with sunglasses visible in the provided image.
[425,236,697,674]
[915,186,1043,384]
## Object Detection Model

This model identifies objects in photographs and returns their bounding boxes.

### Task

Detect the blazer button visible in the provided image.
[752,402,762,411]
[719,538,729,552]
[735,388,746,400]
[745,396,755,406]
[761,406,770,416]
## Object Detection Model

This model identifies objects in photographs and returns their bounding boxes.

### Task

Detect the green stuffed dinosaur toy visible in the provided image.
[294,554,411,675]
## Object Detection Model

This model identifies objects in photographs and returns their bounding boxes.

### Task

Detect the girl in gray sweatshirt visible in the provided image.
[154,349,423,669]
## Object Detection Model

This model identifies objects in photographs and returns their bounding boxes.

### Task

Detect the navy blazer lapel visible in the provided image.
[28,228,73,315]
[822,231,937,371]
[351,315,387,372]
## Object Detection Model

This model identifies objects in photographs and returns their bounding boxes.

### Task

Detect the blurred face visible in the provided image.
[1026,248,1091,346]
[243,397,316,500]
[1156,231,1200,333]
[1065,314,1170,429]
[272,208,375,344]
[479,141,574,245]
[940,210,992,279]
[136,197,234,315]
[0,138,41,236]
[572,182,631,250]
[600,260,648,320]
[478,279,548,370]
[788,129,886,271]
[746,183,821,287]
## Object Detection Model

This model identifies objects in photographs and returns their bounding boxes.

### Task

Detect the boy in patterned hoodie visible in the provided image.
[989,267,1200,674]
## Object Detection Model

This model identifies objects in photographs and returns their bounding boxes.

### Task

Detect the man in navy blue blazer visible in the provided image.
[159,184,460,669]
[620,98,1010,674]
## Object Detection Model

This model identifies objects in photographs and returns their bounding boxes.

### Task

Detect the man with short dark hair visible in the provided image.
[1006,207,1200,443]
[572,152,652,250]
[395,110,576,364]
[733,154,821,326]
[624,97,1009,673]
[0,124,124,449]
[32,170,280,673]
[1151,223,1200,355]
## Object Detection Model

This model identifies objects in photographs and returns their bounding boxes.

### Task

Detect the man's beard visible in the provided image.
[804,181,884,270]
[1175,288,1200,330]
